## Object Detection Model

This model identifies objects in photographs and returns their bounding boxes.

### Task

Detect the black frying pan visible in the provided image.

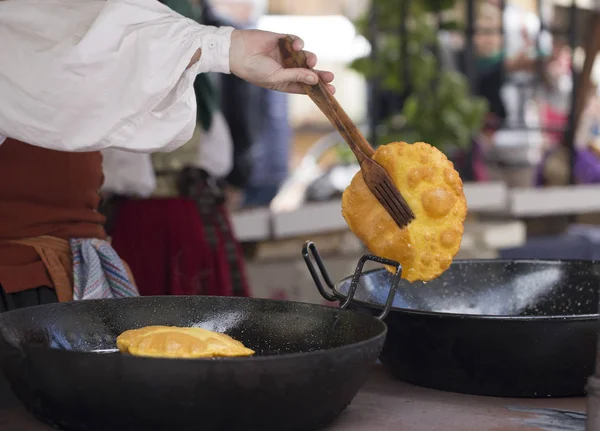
[0,295,395,431]
[303,241,600,398]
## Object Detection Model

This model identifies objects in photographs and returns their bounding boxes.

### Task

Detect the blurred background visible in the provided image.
[104,0,600,305]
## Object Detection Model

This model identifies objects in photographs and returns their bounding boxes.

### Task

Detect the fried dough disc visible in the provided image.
[116,325,255,359]
[341,142,467,282]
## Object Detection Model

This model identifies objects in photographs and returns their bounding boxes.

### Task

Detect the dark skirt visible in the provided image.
[0,285,58,408]
[109,168,251,298]
[0,285,57,312]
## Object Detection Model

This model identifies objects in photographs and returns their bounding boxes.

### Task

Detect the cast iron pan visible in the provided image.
[0,290,401,431]
[303,241,600,398]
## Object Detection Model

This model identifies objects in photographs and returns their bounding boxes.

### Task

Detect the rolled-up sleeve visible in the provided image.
[0,0,233,153]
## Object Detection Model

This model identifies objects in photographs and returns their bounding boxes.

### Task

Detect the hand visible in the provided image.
[229,29,335,95]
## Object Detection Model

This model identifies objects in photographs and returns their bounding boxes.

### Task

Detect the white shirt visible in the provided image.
[0,0,233,153]
[101,111,233,197]
[101,150,157,198]
[195,110,233,178]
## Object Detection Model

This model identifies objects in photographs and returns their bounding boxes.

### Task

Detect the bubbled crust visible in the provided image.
[341,142,467,282]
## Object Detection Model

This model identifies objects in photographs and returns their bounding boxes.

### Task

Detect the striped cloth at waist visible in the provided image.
[5,236,138,301]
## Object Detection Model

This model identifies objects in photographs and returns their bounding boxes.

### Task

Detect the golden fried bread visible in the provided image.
[342,142,467,282]
[116,325,255,359]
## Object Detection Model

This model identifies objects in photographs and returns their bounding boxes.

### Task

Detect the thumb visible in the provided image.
[271,67,319,86]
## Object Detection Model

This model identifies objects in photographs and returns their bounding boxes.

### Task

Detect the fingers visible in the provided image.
[274,67,319,86]
[286,35,318,67]
[275,34,335,93]
[279,82,336,96]
[269,64,336,93]
[278,47,334,85]
[286,35,304,52]
[281,34,306,52]
[304,51,317,68]
[315,70,334,84]
[281,34,326,75]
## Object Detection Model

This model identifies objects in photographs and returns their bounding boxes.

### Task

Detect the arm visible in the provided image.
[0,0,232,153]
[0,0,333,153]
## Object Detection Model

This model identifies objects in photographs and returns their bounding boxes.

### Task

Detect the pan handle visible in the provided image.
[302,241,402,320]
[302,241,337,301]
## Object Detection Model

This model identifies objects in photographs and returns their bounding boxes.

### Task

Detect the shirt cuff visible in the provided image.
[197,26,234,74]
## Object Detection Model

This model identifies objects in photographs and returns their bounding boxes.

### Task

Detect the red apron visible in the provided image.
[110,168,250,298]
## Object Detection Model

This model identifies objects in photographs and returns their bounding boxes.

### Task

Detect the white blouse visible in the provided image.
[101,111,234,197]
[0,0,233,153]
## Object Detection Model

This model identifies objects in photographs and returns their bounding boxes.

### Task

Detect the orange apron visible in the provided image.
[3,236,135,302]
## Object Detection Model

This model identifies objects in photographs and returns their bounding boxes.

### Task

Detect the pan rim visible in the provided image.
[0,295,388,362]
[333,259,600,322]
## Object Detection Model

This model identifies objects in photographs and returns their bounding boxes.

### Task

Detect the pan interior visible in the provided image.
[0,296,385,356]
[336,260,600,317]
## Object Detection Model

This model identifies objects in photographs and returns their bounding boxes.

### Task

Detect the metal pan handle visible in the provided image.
[302,241,402,320]
[302,241,337,302]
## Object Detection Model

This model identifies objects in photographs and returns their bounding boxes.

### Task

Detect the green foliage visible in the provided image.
[335,145,357,165]
[350,0,488,153]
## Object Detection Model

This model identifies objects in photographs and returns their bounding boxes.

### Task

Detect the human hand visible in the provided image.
[229,29,335,95]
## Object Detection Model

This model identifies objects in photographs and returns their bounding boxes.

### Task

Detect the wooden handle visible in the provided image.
[278,36,375,161]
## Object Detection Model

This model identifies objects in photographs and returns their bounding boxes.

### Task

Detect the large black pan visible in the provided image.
[0,292,401,431]
[303,241,600,398]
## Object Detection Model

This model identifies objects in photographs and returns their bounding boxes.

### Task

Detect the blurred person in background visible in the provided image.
[453,0,551,184]
[241,0,293,208]
[538,39,572,148]
[243,81,293,208]
[212,0,294,209]
[214,0,263,209]
[103,119,250,298]
[102,0,253,298]
[457,0,547,129]
[462,0,507,126]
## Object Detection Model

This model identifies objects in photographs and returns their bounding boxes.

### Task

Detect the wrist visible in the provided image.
[194,26,234,74]
[229,29,244,77]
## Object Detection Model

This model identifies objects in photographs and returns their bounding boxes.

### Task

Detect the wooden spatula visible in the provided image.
[278,36,415,229]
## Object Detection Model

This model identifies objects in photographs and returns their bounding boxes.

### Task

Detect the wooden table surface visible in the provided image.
[0,366,586,431]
